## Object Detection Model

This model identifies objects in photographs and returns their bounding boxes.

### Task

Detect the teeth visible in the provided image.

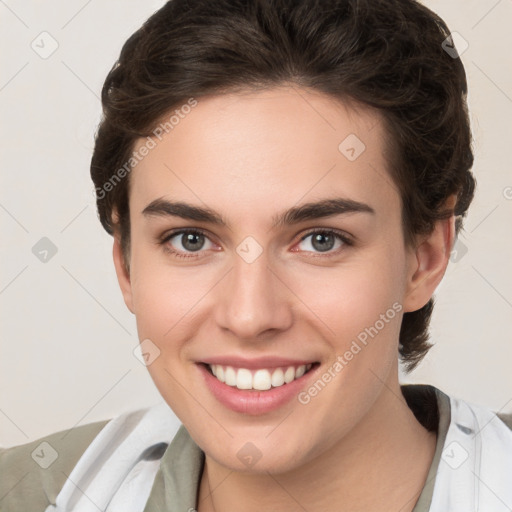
[253,369,272,391]
[237,369,253,390]
[208,363,313,390]
[284,366,296,383]
[271,368,285,387]
[295,365,306,378]
[225,366,237,386]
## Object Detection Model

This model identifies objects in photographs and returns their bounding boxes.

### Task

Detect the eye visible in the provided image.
[158,227,353,260]
[160,229,216,259]
[294,229,352,256]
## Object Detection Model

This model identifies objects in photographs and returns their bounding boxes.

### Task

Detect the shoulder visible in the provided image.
[0,419,110,512]
[497,411,512,431]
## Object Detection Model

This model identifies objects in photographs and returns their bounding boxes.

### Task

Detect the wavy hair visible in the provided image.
[90,0,476,371]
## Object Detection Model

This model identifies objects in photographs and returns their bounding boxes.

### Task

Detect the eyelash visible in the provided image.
[158,228,353,260]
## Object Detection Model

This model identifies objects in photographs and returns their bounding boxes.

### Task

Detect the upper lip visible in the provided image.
[199,356,318,370]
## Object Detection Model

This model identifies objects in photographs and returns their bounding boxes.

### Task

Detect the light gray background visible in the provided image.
[1,0,511,447]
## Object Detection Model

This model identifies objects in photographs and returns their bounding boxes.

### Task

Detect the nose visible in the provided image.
[214,247,293,340]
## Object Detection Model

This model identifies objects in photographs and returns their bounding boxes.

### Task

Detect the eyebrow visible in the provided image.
[142,197,375,229]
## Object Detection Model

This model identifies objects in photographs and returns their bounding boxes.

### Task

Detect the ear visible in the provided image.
[112,235,135,314]
[402,196,457,313]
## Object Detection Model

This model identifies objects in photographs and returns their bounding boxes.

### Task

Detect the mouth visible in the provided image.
[199,362,320,391]
[196,359,322,415]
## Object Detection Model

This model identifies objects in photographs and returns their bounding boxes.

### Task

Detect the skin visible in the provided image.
[112,86,455,511]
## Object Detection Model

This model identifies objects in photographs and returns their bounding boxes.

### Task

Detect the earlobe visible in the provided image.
[402,213,456,313]
[112,236,135,314]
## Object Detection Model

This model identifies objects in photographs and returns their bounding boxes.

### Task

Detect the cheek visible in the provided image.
[289,256,405,440]
[130,269,173,340]
[128,254,198,413]
[128,242,202,337]
[291,250,406,338]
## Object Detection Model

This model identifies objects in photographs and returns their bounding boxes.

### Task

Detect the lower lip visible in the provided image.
[197,363,319,415]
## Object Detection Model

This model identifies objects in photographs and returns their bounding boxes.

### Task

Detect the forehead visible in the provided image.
[129,86,399,226]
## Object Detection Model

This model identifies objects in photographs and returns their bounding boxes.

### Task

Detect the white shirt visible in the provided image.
[45,393,512,512]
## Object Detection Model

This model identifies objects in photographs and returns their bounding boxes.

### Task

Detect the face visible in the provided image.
[114,86,436,474]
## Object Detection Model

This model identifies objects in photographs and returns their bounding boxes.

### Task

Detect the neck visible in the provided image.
[197,376,437,512]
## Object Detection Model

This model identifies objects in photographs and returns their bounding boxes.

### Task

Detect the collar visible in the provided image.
[141,384,449,512]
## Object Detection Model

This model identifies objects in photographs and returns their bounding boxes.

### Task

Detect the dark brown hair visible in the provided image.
[90,0,476,372]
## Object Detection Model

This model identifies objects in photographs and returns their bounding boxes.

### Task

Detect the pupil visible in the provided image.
[312,233,334,252]
[183,233,204,251]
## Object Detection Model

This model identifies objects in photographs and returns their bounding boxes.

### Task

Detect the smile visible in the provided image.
[207,363,315,390]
